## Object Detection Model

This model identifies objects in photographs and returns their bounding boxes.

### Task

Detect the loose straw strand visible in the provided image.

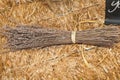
[71,31,76,43]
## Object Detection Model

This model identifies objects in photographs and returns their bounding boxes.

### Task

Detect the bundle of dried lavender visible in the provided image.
[2,25,120,51]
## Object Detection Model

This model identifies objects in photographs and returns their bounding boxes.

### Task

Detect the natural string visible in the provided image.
[71,31,76,43]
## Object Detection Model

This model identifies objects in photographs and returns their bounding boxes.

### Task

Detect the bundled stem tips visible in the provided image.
[2,25,120,51]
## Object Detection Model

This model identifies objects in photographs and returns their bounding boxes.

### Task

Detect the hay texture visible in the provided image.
[0,0,120,80]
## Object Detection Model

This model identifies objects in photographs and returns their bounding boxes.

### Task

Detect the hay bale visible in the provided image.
[0,0,120,80]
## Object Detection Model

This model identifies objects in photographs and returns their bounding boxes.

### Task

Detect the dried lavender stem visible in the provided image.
[3,25,120,51]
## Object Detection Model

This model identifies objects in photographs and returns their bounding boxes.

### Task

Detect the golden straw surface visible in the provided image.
[0,0,120,80]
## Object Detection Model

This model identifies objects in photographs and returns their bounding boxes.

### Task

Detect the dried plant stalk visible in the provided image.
[2,25,120,51]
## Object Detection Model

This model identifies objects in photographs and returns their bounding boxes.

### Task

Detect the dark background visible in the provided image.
[105,0,120,24]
